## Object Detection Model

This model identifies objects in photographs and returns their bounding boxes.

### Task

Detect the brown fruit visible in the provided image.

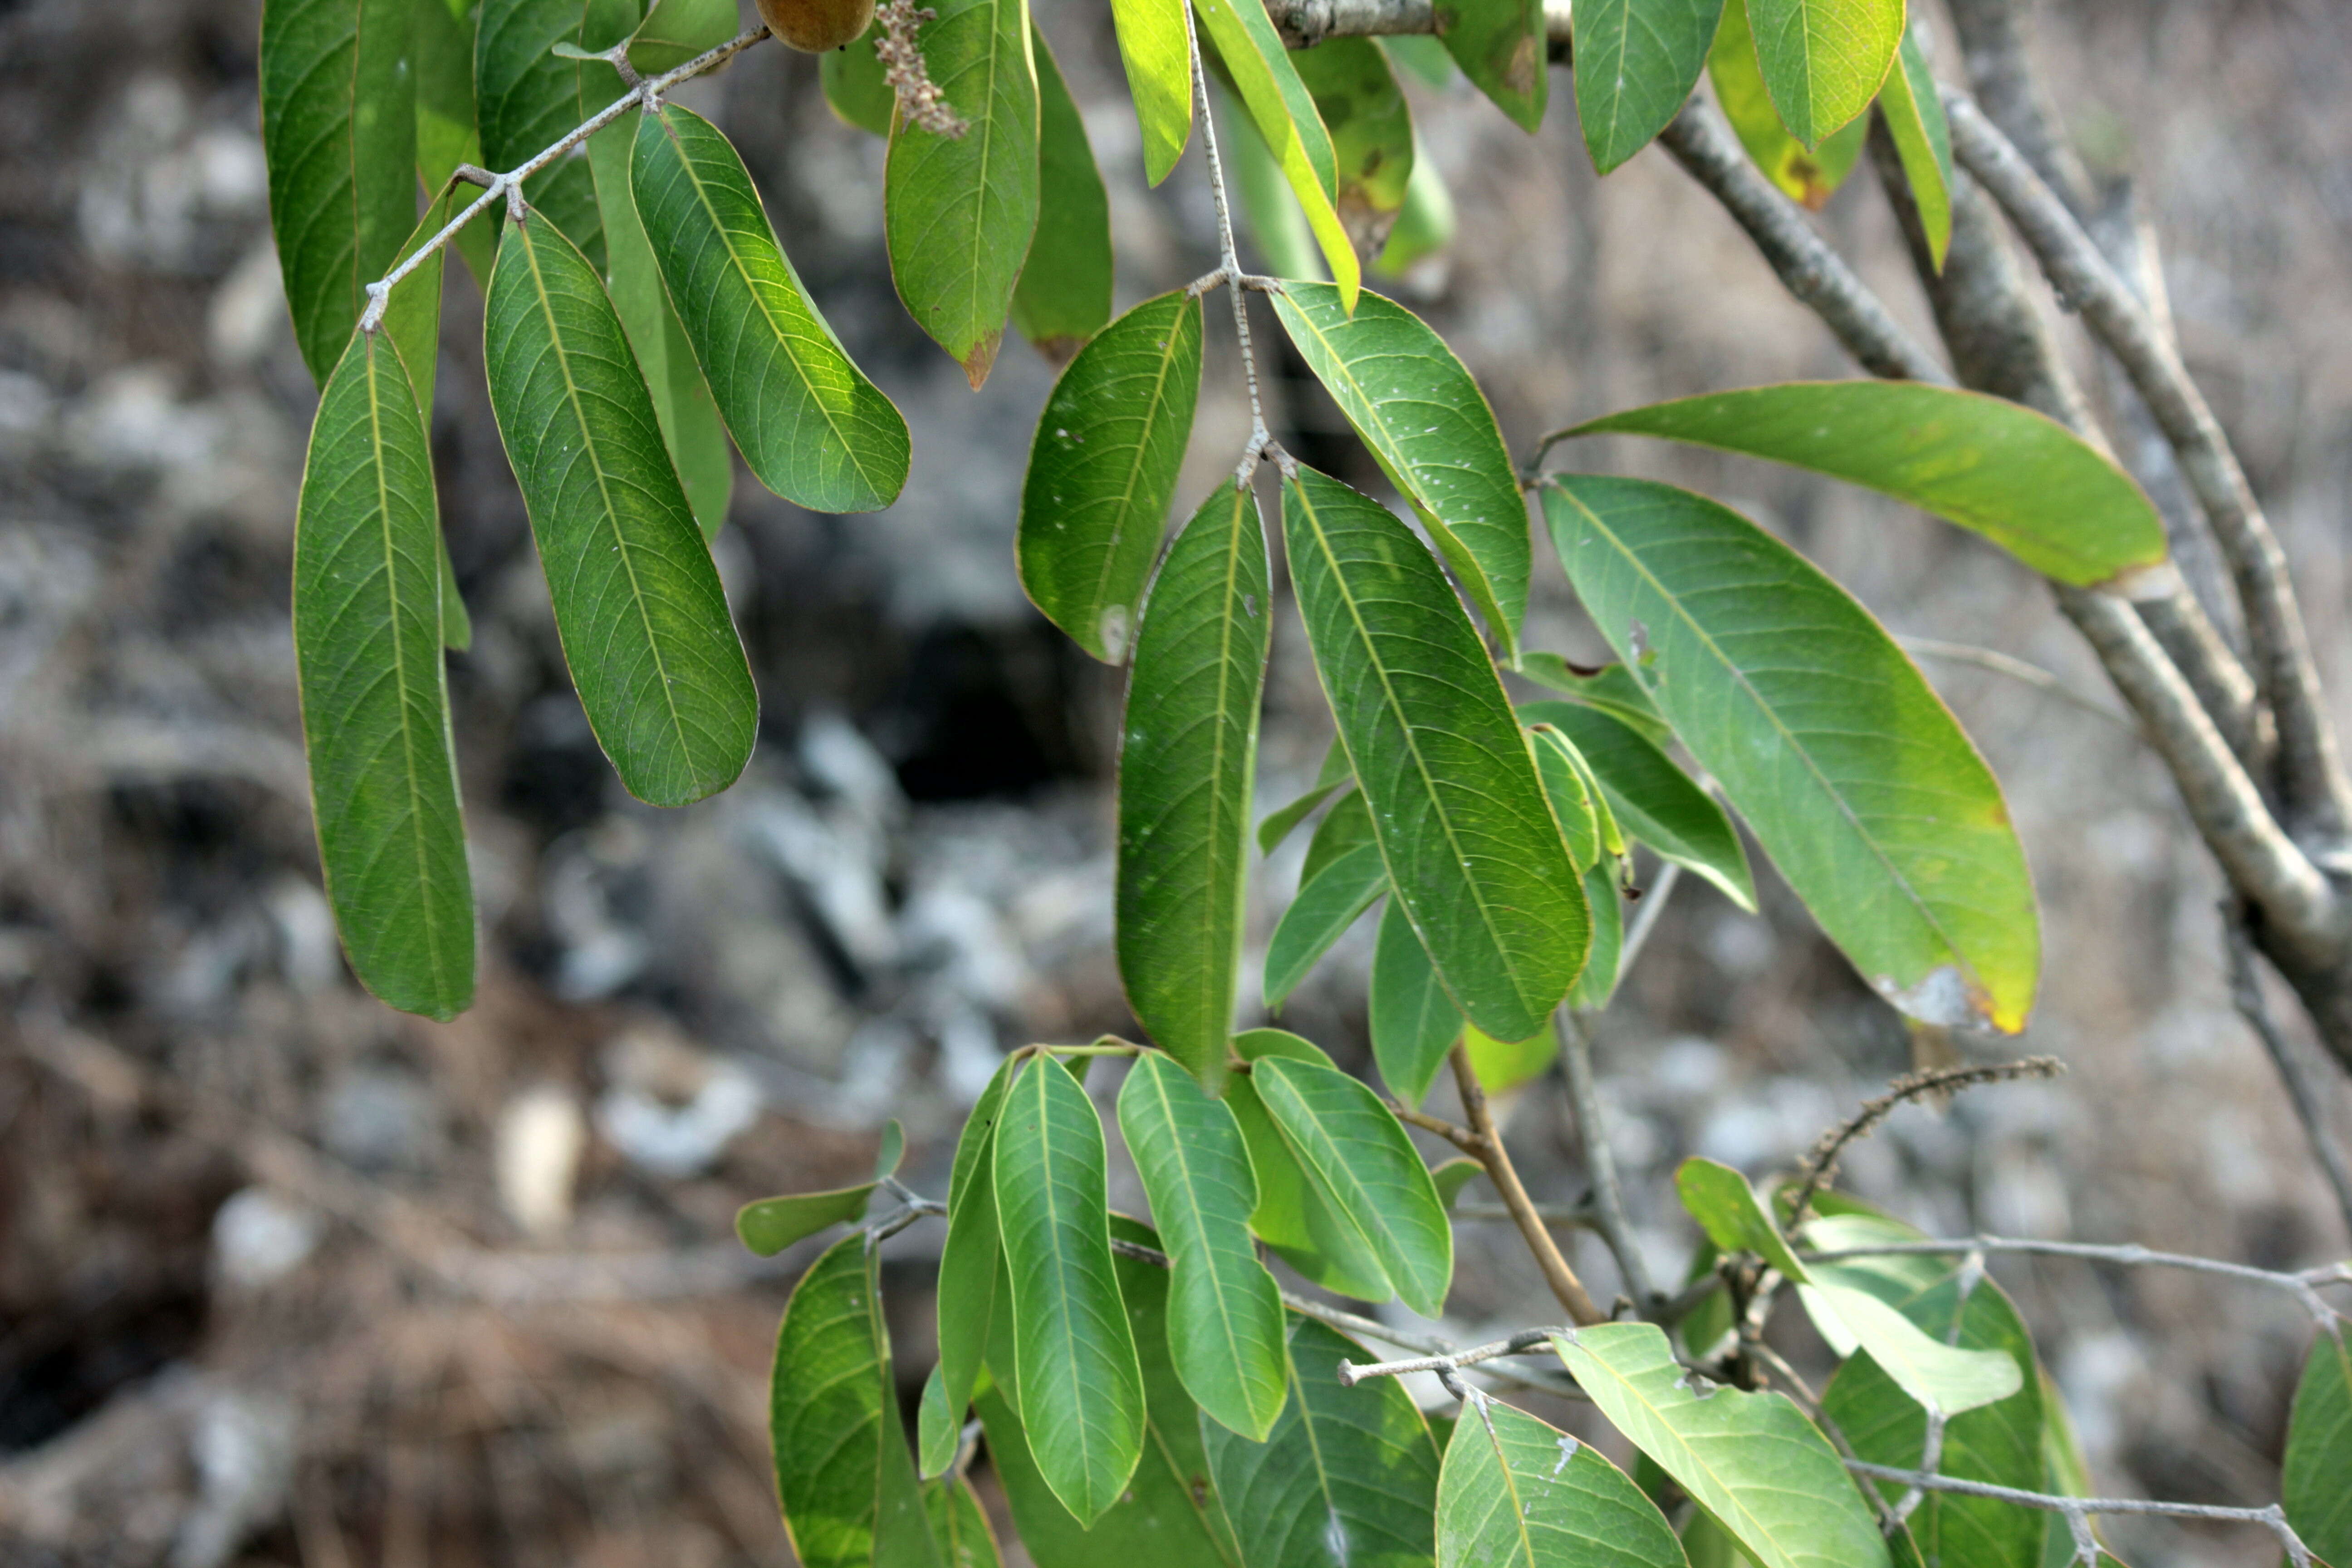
[755,0,874,54]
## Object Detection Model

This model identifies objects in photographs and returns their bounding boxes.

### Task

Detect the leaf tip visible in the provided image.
[961,331,1004,390]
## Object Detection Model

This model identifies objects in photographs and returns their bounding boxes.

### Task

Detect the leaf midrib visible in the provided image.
[1138,1064,1259,1421]
[1019,1064,1106,1508]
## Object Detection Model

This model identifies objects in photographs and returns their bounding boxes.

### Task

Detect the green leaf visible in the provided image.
[1290,39,1414,261]
[1118,1054,1288,1441]
[921,1475,1003,1568]
[1707,0,1865,208]
[1118,488,1269,1093]
[414,0,500,284]
[1528,724,1603,871]
[482,209,758,807]
[1460,1021,1557,1094]
[1382,34,1456,88]
[1370,900,1464,1107]
[1521,702,1754,909]
[1567,862,1625,1009]
[379,181,477,651]
[1259,740,1353,856]
[1543,475,2039,1032]
[1226,1029,1392,1301]
[993,1055,1147,1524]
[1194,0,1359,308]
[885,0,1038,385]
[1553,1322,1892,1568]
[627,0,735,72]
[1301,788,1377,884]
[736,1181,877,1254]
[1284,466,1587,1042]
[1876,27,1951,271]
[1252,1054,1452,1317]
[823,21,896,134]
[2285,1327,2352,1568]
[1107,0,1192,185]
[1264,842,1387,1009]
[1438,1396,1689,1568]
[1566,382,2168,588]
[1012,28,1113,363]
[925,1055,1017,1475]
[1200,1314,1443,1568]
[633,103,911,514]
[1017,292,1204,662]
[770,1234,942,1568]
[1372,131,1458,279]
[1271,283,1530,659]
[261,0,418,385]
[294,330,476,1021]
[1430,1156,1482,1208]
[1744,0,1901,149]
[477,0,605,264]
[1518,654,1669,742]
[875,1117,906,1178]
[1220,78,1328,283]
[1432,0,1548,132]
[1574,0,1723,173]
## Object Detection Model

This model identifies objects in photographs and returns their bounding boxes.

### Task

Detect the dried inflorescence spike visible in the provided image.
[875,0,967,139]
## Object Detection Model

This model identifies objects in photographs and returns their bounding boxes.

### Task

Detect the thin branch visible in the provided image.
[1898,637,2138,734]
[1451,1044,1607,1325]
[2225,911,2352,1241]
[1616,859,1681,981]
[1452,1200,1602,1230]
[1262,0,1570,54]
[1390,1099,1485,1155]
[1558,1010,1657,1311]
[1336,1328,1559,1386]
[1786,1058,2065,1225]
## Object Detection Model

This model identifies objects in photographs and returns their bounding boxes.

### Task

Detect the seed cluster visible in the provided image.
[876,0,967,139]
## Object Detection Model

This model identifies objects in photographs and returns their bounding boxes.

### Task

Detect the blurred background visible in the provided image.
[3,0,2350,1563]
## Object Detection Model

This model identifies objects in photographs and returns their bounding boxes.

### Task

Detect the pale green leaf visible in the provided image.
[735,1182,877,1254]
[1432,0,1548,132]
[1567,862,1625,1009]
[1118,487,1269,1092]
[1370,899,1464,1108]
[1543,475,2038,1032]
[1460,1021,1556,1094]
[477,0,604,264]
[1438,1396,1689,1568]
[1194,0,1359,307]
[1012,27,1113,362]
[1291,39,1414,261]
[1745,0,1901,148]
[1877,27,1952,271]
[1227,1029,1392,1301]
[1522,701,1755,908]
[1574,0,1723,173]
[1220,77,1328,283]
[1527,724,1602,871]
[1264,841,1387,1009]
[2284,1327,2352,1568]
[1110,0,1192,185]
[1708,0,1866,208]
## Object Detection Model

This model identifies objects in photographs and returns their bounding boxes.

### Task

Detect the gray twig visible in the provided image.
[1558,1011,1657,1311]
[2225,912,2352,1242]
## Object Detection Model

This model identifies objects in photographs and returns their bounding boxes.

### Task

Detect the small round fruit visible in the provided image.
[756,0,874,53]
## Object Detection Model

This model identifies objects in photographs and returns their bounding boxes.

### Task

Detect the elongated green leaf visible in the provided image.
[1554,1322,1891,1568]
[1528,725,1602,871]
[1433,0,1547,132]
[1264,842,1387,1008]
[1519,654,1670,741]
[1523,701,1754,908]
[1575,0,1723,173]
[261,0,417,384]
[1291,40,1414,260]
[483,211,757,806]
[1439,1396,1688,1568]
[1544,476,2038,1032]
[924,1055,1018,1474]
[1201,1314,1443,1568]
[1284,466,1586,1041]
[1568,382,2167,588]
[633,104,909,514]
[628,0,734,72]
[1110,0,1192,185]
[1013,31,1113,363]
[922,1475,1003,1568]
[378,181,477,651]
[993,1056,1147,1524]
[1194,0,1359,308]
[1272,283,1529,657]
[737,1182,876,1254]
[1877,27,1951,271]
[477,0,604,263]
[1676,1156,1804,1272]
[824,21,896,133]
[294,331,475,1020]
[1259,740,1353,855]
[1018,292,1204,662]
[1708,0,1865,207]
[1227,1030,1391,1301]
[1222,78,1328,283]
[1107,1215,1249,1563]
[414,0,499,284]
[1567,862,1625,1008]
[1253,1054,1451,1316]
[1118,1054,1288,1441]
[1745,0,1900,148]
[1301,788,1376,884]
[1370,900,1464,1107]
[2285,1328,2352,1568]
[885,0,1038,385]
[771,1234,942,1568]
[1373,129,1457,279]
[1118,488,1269,1093]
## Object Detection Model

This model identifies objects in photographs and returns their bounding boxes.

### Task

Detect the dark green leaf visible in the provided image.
[261,0,418,384]
[921,1475,1003,1568]
[1290,39,1414,261]
[1018,292,1204,662]
[1543,475,2038,1033]
[1438,1396,1688,1568]
[1194,0,1359,306]
[1370,899,1464,1107]
[1253,1054,1452,1316]
[1432,0,1548,132]
[1553,1323,1891,1568]
[628,0,735,72]
[1259,740,1354,856]
[1522,701,1754,908]
[1264,842,1387,1009]
[1227,1029,1392,1301]
[823,21,896,134]
[1566,382,2168,588]
[736,1181,877,1254]
[379,181,477,651]
[1271,284,1530,659]
[1707,0,1865,207]
[1118,1054,1288,1440]
[993,1056,1147,1523]
[885,0,1038,385]
[1566,862,1624,1009]
[294,330,476,1020]
[414,0,499,284]
[477,0,604,263]
[1118,487,1269,1093]
[1574,0,1722,173]
[770,1233,942,1568]
[1876,27,1951,271]
[634,103,911,514]
[924,1056,1017,1475]
[1110,0,1192,186]
[1745,0,1901,148]
[482,210,758,806]
[1200,1314,1443,1568]
[1301,789,1376,885]
[1013,31,1114,363]
[1284,466,1587,1041]
[2284,1327,2352,1568]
